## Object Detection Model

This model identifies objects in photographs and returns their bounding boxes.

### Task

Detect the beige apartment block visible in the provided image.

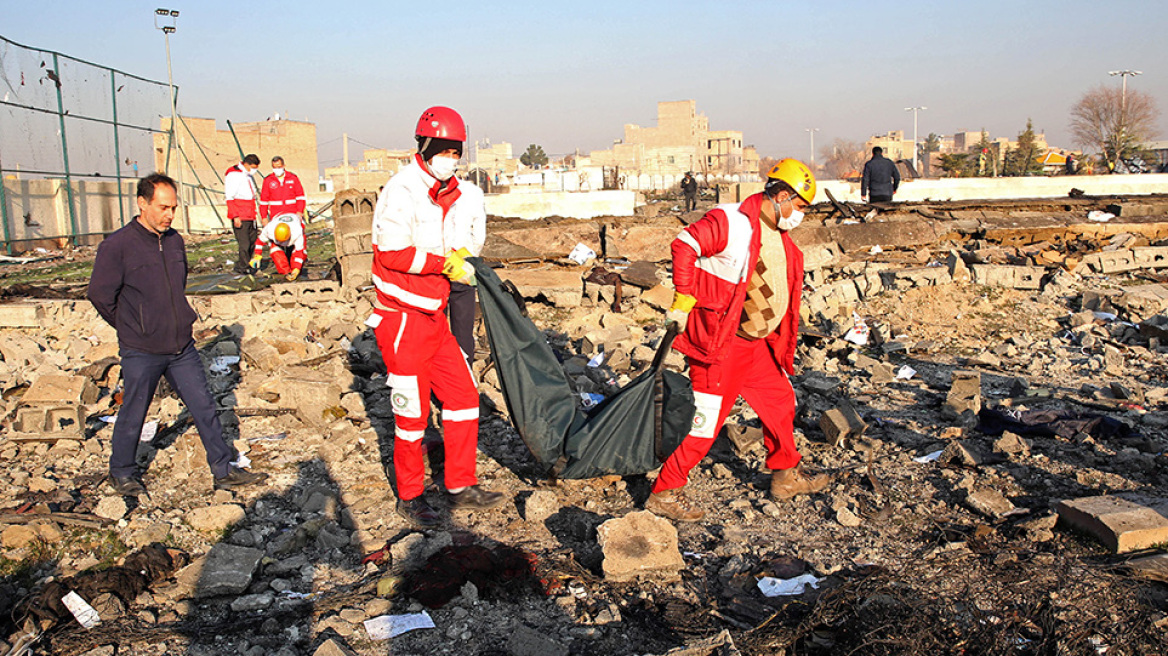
[153,117,319,202]
[864,130,915,161]
[474,142,518,176]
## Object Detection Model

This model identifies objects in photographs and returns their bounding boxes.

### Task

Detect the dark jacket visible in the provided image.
[861,155,901,198]
[681,175,698,195]
[87,219,198,354]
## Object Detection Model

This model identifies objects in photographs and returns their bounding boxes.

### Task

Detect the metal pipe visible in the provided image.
[111,70,125,227]
[53,53,79,247]
[177,142,225,229]
[0,132,10,255]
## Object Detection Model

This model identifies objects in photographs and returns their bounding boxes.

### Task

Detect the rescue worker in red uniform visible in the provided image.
[259,156,306,223]
[225,154,261,274]
[646,159,830,522]
[250,215,307,281]
[368,106,500,528]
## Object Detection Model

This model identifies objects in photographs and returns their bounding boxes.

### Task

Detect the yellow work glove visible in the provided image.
[248,255,262,270]
[286,268,301,281]
[442,247,476,286]
[665,292,696,331]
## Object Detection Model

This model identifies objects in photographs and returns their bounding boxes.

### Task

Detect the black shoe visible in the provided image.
[446,485,505,510]
[396,496,442,528]
[213,467,269,490]
[110,475,146,497]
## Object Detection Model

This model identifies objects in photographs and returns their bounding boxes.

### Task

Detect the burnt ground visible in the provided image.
[0,214,1166,655]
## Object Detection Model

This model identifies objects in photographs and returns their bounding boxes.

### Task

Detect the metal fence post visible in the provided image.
[53,53,79,245]
[111,70,125,227]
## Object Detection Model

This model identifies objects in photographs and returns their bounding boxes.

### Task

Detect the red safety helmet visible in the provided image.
[415,106,466,142]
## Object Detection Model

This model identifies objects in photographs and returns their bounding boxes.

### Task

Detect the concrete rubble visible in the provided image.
[0,194,1165,653]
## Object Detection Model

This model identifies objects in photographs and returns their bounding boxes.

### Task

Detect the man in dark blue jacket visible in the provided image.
[861,146,901,203]
[88,174,267,496]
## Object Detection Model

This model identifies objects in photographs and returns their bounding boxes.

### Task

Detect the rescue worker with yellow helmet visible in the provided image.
[647,158,830,522]
[249,214,307,280]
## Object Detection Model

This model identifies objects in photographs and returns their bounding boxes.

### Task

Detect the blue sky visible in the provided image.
[4,0,1166,169]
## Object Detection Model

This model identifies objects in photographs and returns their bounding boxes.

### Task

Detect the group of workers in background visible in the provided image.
[224,154,308,280]
[92,104,835,529]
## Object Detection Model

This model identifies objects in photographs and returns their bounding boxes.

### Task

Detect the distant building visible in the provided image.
[153,116,319,202]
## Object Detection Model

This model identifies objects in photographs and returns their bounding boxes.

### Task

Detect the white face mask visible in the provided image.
[773,196,804,231]
[272,167,285,177]
[428,155,458,181]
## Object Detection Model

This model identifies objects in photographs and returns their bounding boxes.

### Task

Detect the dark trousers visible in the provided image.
[869,194,893,203]
[447,282,477,367]
[684,192,698,212]
[111,341,234,479]
[232,220,258,273]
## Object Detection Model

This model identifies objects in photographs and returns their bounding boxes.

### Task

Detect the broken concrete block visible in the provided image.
[640,283,675,311]
[0,303,44,328]
[502,267,584,308]
[1,524,40,549]
[339,253,374,289]
[313,638,358,656]
[947,250,971,282]
[939,442,985,467]
[596,511,685,582]
[966,489,1016,519]
[993,431,1031,458]
[724,423,763,457]
[22,375,98,406]
[506,624,569,656]
[186,504,246,533]
[1056,495,1168,553]
[1128,553,1168,583]
[819,402,867,446]
[240,337,283,371]
[191,543,264,598]
[944,370,981,418]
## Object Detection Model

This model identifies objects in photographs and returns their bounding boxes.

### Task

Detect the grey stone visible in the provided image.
[230,592,274,612]
[186,504,246,533]
[523,490,560,524]
[194,544,264,598]
[993,432,1031,458]
[819,402,867,446]
[312,638,357,656]
[966,489,1016,518]
[944,370,981,418]
[94,496,128,521]
[506,624,569,656]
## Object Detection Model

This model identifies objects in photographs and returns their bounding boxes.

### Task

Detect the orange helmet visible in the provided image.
[274,221,291,243]
[766,158,817,204]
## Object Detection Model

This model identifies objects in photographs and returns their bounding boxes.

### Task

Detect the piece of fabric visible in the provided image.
[259,170,306,219]
[473,259,694,479]
[447,281,477,366]
[111,342,235,478]
[88,220,198,355]
[977,406,1138,440]
[653,335,799,493]
[373,308,479,500]
[737,202,789,339]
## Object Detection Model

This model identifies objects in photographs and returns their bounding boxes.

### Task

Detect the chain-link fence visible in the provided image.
[0,34,174,253]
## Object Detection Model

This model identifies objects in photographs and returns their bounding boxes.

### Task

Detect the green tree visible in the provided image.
[919,133,942,177]
[937,153,974,177]
[1004,118,1044,176]
[520,144,548,168]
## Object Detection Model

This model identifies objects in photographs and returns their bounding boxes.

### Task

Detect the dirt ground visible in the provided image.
[1,231,1167,656]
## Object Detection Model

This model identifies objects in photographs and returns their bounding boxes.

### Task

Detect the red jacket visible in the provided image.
[671,192,803,373]
[259,171,306,220]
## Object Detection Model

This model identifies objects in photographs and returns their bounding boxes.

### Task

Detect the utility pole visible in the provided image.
[155,8,186,231]
[804,128,819,168]
[1109,70,1142,163]
[342,132,350,190]
[905,106,926,174]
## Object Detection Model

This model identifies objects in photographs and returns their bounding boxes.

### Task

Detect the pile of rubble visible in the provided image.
[0,194,1166,654]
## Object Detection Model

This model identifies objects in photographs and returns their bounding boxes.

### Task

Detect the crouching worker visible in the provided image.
[646,159,830,522]
[369,105,501,528]
[250,214,306,281]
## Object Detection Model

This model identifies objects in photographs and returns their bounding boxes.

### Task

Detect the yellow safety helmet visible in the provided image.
[766,158,816,204]
[274,221,291,243]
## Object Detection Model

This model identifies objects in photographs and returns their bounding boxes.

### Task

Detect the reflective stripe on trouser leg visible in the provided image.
[374,312,436,501]
[430,324,481,492]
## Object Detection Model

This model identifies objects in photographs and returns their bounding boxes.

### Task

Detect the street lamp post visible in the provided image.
[904,106,926,174]
[1109,70,1142,166]
[155,8,186,232]
[804,128,819,168]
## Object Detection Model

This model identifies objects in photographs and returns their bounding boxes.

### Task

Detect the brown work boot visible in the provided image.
[770,466,831,500]
[645,489,705,522]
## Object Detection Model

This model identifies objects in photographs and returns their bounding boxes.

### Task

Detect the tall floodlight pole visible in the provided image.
[1109,70,1142,163]
[155,8,186,231]
[905,106,926,173]
[804,128,819,167]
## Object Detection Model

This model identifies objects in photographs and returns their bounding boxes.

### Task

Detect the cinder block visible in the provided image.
[1056,495,1168,553]
[1012,266,1044,290]
[241,337,282,371]
[340,253,374,289]
[22,375,98,406]
[819,402,867,446]
[1133,246,1168,270]
[296,280,341,305]
[0,303,44,328]
[333,191,377,218]
[14,406,48,432]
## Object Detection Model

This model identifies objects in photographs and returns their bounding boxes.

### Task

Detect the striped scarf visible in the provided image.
[737,200,789,340]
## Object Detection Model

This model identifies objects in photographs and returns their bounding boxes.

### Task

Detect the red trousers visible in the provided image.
[372,308,480,500]
[653,335,800,493]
